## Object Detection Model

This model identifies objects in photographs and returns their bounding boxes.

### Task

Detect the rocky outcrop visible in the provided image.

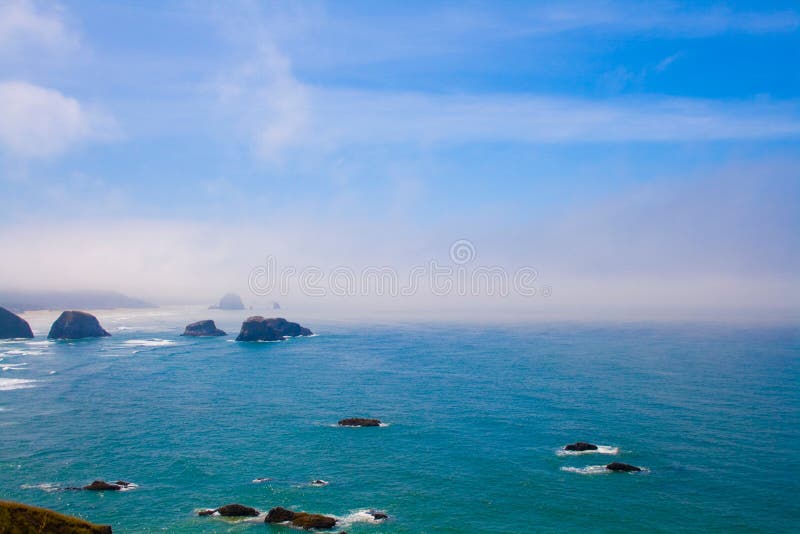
[181,320,226,337]
[0,500,112,533]
[47,311,110,339]
[83,480,134,491]
[0,306,33,339]
[199,503,259,517]
[235,317,312,342]
[606,462,642,472]
[367,510,389,520]
[210,293,245,310]
[338,418,382,427]
[564,442,598,451]
[265,507,337,529]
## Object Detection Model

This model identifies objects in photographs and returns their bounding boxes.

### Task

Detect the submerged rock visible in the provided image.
[235,316,312,342]
[338,418,382,427]
[0,306,34,339]
[181,320,226,337]
[47,311,110,339]
[0,500,112,533]
[265,506,337,529]
[83,480,122,491]
[211,293,245,310]
[606,462,642,472]
[564,442,598,451]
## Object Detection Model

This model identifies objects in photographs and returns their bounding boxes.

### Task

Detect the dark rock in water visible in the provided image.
[338,418,381,427]
[83,480,121,491]
[211,293,245,310]
[265,506,296,523]
[0,500,112,533]
[235,316,312,342]
[0,306,34,339]
[265,507,336,529]
[292,512,337,529]
[606,462,642,472]
[114,480,131,487]
[368,510,388,520]
[217,504,259,517]
[181,320,226,337]
[198,503,259,517]
[565,442,598,451]
[48,311,110,339]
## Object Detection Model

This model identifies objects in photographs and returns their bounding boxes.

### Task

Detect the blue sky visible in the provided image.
[0,0,798,318]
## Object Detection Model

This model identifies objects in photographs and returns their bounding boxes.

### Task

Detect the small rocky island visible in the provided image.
[47,311,110,339]
[606,462,642,472]
[564,442,598,451]
[181,320,226,337]
[210,293,245,310]
[235,316,312,342]
[0,306,34,339]
[265,507,337,529]
[338,418,382,427]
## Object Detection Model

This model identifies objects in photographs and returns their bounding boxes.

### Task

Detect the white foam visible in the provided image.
[309,479,329,487]
[26,341,53,346]
[21,482,60,492]
[123,339,175,347]
[556,445,619,457]
[1,363,28,371]
[0,378,37,391]
[252,477,272,483]
[117,482,138,491]
[336,510,388,526]
[560,465,610,475]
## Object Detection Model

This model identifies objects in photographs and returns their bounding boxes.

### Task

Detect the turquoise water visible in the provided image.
[1,309,799,532]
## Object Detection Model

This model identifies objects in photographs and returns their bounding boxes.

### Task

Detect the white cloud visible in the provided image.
[0,81,116,158]
[0,0,79,58]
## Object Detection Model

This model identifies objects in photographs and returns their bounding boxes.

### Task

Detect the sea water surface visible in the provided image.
[1,308,798,532]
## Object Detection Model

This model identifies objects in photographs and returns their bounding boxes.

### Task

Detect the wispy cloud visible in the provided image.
[0,81,117,158]
[0,0,79,58]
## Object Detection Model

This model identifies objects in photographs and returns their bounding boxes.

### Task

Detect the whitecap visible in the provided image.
[309,479,329,487]
[560,465,610,475]
[556,445,619,456]
[0,378,37,391]
[117,482,139,491]
[252,477,272,484]
[336,510,388,526]
[21,482,60,492]
[1,363,28,371]
[123,339,176,347]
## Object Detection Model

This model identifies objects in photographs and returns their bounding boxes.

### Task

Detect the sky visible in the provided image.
[0,0,798,320]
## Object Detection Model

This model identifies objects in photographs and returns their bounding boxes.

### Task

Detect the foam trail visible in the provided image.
[560,465,610,475]
[0,378,37,391]
[123,339,176,347]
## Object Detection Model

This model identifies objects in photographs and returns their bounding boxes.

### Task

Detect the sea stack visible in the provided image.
[181,320,226,337]
[211,293,245,310]
[0,306,34,339]
[235,317,312,342]
[47,311,110,339]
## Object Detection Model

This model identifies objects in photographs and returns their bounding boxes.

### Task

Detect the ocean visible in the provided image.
[1,308,798,532]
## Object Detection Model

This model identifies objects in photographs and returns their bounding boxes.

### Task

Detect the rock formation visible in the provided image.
[235,317,312,342]
[564,442,598,451]
[199,503,259,517]
[265,507,337,529]
[210,293,245,310]
[0,306,33,339]
[181,320,226,337]
[338,418,382,427]
[606,462,642,472]
[47,311,110,339]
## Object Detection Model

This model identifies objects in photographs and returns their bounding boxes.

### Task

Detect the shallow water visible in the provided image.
[1,309,798,532]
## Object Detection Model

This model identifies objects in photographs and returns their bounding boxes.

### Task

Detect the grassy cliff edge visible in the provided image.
[0,501,111,533]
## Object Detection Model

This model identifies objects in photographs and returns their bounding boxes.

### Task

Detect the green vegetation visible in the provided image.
[0,501,111,534]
